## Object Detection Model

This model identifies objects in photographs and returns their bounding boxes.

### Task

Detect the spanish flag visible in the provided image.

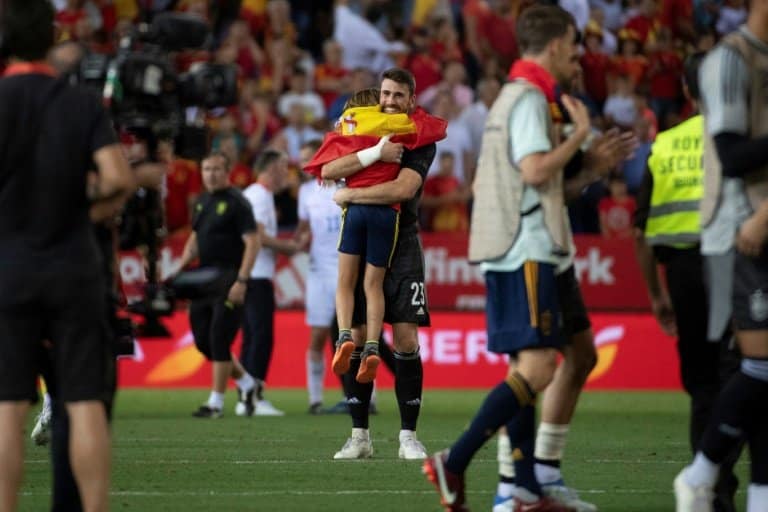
[303,106,447,189]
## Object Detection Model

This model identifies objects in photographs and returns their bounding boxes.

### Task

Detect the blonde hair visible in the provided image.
[343,87,380,110]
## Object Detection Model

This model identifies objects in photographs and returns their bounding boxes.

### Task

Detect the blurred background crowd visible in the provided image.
[8,0,746,239]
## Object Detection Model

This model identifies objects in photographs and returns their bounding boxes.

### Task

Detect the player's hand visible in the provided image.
[380,136,405,164]
[561,94,591,139]
[584,128,638,177]
[651,295,677,337]
[737,211,768,257]
[333,187,354,207]
[227,281,246,306]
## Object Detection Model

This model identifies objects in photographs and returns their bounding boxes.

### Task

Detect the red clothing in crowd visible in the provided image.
[599,196,636,239]
[314,63,349,109]
[611,55,649,89]
[624,15,660,45]
[581,50,611,104]
[404,52,443,95]
[660,0,693,38]
[165,159,202,232]
[229,162,254,190]
[423,175,468,232]
[479,11,518,68]
[648,50,683,99]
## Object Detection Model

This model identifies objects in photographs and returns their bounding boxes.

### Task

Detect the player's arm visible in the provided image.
[228,228,260,305]
[518,95,591,186]
[89,144,135,221]
[294,219,311,251]
[320,135,403,180]
[177,231,199,272]
[261,222,299,255]
[631,169,677,336]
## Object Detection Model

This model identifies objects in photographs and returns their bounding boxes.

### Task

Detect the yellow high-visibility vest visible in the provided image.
[645,115,705,248]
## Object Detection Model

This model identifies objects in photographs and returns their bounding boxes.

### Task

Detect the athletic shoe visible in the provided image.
[674,468,714,512]
[493,494,515,512]
[399,432,427,460]
[541,480,597,512]
[333,432,373,459]
[30,406,52,446]
[192,405,222,418]
[254,400,285,416]
[331,332,355,375]
[323,400,350,414]
[234,386,255,417]
[356,343,380,383]
[308,402,324,415]
[514,497,578,512]
[422,450,468,511]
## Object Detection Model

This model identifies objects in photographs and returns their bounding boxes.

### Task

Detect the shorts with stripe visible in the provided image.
[485,262,590,355]
[338,204,399,268]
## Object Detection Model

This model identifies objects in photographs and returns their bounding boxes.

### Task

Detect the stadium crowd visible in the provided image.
[4,0,745,240]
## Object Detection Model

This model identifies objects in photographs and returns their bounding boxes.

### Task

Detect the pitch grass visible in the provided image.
[19,389,748,511]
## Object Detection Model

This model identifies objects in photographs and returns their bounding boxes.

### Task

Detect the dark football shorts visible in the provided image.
[338,204,399,268]
[485,263,590,355]
[353,230,431,327]
[732,249,768,330]
[0,272,115,403]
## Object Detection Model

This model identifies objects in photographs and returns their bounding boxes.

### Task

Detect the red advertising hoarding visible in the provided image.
[120,232,651,312]
[118,311,680,390]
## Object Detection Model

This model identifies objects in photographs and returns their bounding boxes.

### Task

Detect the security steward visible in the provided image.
[633,53,740,512]
[176,151,260,418]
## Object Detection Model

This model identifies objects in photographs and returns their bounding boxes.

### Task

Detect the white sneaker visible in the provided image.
[398,432,427,460]
[254,400,285,416]
[491,495,515,512]
[333,432,373,459]
[674,468,714,512]
[541,480,598,512]
[30,406,52,446]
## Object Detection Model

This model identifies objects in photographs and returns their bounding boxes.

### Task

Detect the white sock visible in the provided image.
[497,432,516,479]
[307,350,325,405]
[207,391,225,410]
[685,452,719,488]
[534,423,569,484]
[235,373,255,392]
[399,429,416,442]
[42,393,52,411]
[497,482,516,499]
[747,484,768,512]
[352,427,369,440]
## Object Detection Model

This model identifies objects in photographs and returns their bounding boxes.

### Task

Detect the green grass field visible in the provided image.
[18,389,748,511]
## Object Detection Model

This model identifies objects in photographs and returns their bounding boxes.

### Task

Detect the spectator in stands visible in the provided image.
[277,66,326,126]
[647,28,683,130]
[159,140,202,234]
[611,28,648,89]
[604,74,638,130]
[219,134,253,190]
[314,39,349,111]
[402,26,443,95]
[222,18,264,79]
[459,76,502,161]
[327,67,377,123]
[659,0,696,42]
[623,0,660,46]
[590,0,623,32]
[422,152,470,232]
[716,0,747,36]
[429,16,464,65]
[271,102,324,164]
[419,59,474,112]
[599,173,636,239]
[580,20,611,112]
[428,89,474,185]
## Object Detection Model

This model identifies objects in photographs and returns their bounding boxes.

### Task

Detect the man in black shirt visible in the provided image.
[0,1,133,510]
[176,151,260,418]
[321,68,434,460]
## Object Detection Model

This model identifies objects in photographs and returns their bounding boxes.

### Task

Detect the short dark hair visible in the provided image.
[253,149,285,173]
[683,52,706,101]
[381,67,416,96]
[516,5,576,56]
[202,150,231,170]
[1,0,55,61]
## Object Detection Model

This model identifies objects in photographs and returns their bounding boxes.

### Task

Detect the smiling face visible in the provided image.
[379,78,415,114]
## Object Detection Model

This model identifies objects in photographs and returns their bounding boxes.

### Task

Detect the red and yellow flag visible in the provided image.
[303,106,447,188]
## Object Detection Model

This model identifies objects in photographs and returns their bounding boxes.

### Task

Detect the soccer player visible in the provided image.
[296,139,342,413]
[424,6,594,511]
[241,150,300,416]
[319,68,440,460]
[674,4,768,510]
[177,151,260,418]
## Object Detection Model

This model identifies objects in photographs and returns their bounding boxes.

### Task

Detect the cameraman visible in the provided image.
[0,1,133,511]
